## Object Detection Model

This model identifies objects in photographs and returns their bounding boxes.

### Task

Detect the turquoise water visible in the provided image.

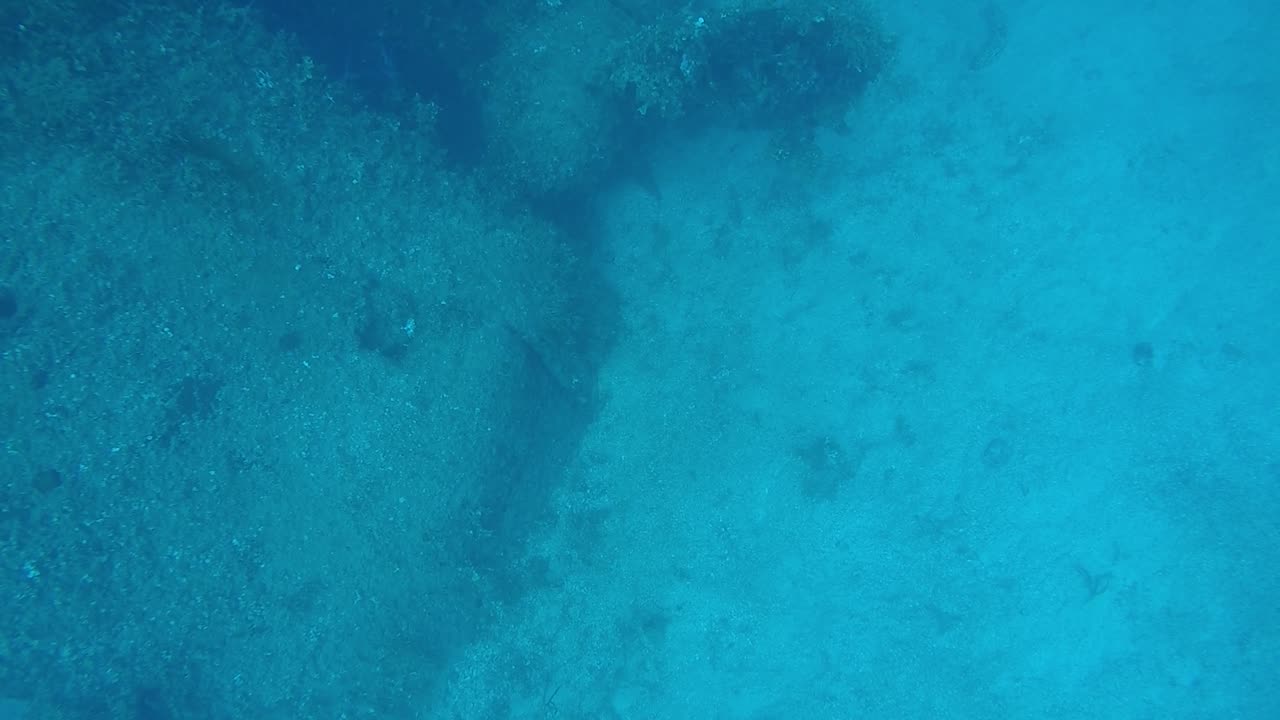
[1,1,1276,718]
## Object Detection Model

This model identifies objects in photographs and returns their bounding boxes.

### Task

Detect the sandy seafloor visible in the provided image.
[449,2,1279,717]
[2,1,1276,719]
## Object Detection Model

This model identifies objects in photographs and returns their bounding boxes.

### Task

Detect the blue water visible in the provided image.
[0,1,1276,718]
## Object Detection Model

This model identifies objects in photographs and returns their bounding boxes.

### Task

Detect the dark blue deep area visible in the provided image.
[254,0,490,165]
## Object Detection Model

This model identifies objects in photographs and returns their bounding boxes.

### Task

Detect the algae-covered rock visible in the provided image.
[479,0,891,197]
[611,0,893,127]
